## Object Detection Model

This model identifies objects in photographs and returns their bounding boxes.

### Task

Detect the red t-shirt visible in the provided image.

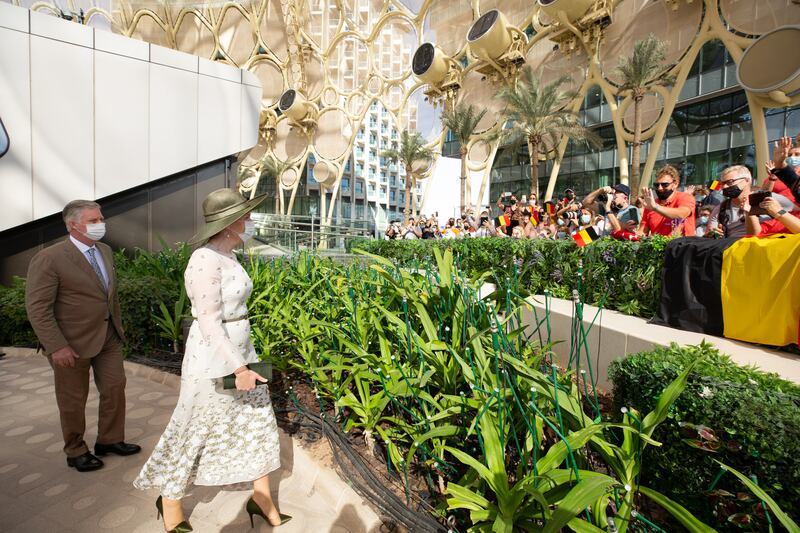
[641,190,696,236]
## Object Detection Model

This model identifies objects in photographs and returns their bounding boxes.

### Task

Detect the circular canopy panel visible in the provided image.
[622,92,663,134]
[348,92,368,115]
[421,0,473,57]
[327,36,370,94]
[386,82,405,111]
[719,0,800,37]
[468,139,492,165]
[373,15,417,81]
[302,51,325,101]
[404,87,443,142]
[241,140,267,167]
[525,38,588,93]
[738,26,800,94]
[311,159,340,187]
[457,70,506,133]
[599,0,703,86]
[313,109,353,160]
[280,166,300,188]
[175,12,216,60]
[218,6,256,66]
[273,118,308,163]
[260,1,288,62]
[251,59,285,107]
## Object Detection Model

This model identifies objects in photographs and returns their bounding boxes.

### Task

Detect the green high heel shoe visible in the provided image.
[156,495,193,533]
[246,496,292,528]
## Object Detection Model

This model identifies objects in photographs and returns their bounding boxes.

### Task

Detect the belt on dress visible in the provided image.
[191,314,249,323]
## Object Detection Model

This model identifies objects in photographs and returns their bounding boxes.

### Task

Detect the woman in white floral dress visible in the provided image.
[134,189,288,532]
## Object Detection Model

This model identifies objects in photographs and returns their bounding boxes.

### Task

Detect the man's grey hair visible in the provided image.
[720,165,752,182]
[62,200,101,229]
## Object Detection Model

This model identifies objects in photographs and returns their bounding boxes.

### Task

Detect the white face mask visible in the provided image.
[79,222,106,241]
[237,220,255,242]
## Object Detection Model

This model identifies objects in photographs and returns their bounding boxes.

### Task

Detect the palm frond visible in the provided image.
[442,103,489,146]
[381,130,435,171]
[616,34,672,92]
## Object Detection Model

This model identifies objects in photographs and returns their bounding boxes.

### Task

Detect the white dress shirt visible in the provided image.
[70,235,109,287]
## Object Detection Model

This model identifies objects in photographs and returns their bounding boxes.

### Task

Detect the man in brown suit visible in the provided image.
[25,200,140,472]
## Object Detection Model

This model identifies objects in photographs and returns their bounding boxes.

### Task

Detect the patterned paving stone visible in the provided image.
[0,351,383,532]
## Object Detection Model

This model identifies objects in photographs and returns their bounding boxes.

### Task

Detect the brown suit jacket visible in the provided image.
[25,238,125,357]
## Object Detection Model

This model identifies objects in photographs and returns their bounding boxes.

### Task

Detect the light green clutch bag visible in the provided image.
[220,362,272,390]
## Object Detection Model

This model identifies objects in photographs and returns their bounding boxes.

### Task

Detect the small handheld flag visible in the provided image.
[709,180,721,191]
[496,215,510,227]
[544,201,556,216]
[572,226,599,248]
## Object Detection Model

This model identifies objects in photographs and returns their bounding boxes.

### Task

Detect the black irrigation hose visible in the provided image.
[287,405,448,533]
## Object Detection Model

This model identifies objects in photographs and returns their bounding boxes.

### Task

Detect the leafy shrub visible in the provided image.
[0,277,37,346]
[347,237,669,318]
[609,342,800,527]
[117,274,179,354]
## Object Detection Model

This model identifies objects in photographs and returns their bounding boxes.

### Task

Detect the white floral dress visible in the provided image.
[134,246,280,499]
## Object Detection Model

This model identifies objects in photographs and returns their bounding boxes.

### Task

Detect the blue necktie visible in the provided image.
[86,248,108,292]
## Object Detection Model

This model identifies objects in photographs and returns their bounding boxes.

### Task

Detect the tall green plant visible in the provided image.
[442,103,488,215]
[153,286,188,353]
[382,130,435,223]
[496,66,601,199]
[616,34,675,192]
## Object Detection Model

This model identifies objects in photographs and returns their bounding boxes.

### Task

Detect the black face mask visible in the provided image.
[612,202,626,212]
[722,185,742,199]
[655,189,673,201]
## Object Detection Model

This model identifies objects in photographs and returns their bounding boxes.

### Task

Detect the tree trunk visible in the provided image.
[403,165,411,225]
[460,146,468,216]
[630,91,644,195]
[275,175,280,214]
[528,139,540,199]
[411,176,418,218]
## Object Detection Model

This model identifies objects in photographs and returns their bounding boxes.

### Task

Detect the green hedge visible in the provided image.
[609,342,800,527]
[0,277,37,347]
[347,237,669,318]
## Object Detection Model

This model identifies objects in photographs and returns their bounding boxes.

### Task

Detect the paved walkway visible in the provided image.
[0,350,382,533]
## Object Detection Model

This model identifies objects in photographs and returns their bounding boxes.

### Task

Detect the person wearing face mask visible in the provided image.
[640,164,696,237]
[554,217,569,240]
[695,207,713,237]
[707,165,795,239]
[25,200,139,474]
[134,188,290,532]
[766,136,800,204]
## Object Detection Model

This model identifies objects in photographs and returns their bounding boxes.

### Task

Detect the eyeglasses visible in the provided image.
[720,177,746,187]
[654,182,673,188]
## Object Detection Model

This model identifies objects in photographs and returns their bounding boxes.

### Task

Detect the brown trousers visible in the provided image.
[47,324,126,458]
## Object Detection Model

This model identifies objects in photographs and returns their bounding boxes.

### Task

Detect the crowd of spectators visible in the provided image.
[385,134,800,242]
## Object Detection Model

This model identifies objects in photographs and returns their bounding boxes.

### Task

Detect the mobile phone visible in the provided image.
[620,207,639,226]
[748,191,770,216]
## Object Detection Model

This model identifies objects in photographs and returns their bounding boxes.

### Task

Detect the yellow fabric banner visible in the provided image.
[721,234,800,346]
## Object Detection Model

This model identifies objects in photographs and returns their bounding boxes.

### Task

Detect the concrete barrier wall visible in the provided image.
[521,295,800,389]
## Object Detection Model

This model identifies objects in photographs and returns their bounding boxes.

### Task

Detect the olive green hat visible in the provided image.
[189,188,266,245]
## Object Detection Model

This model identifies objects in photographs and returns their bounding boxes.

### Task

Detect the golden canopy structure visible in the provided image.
[13,0,800,225]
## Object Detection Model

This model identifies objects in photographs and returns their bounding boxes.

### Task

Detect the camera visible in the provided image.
[597,193,608,203]
[565,211,578,220]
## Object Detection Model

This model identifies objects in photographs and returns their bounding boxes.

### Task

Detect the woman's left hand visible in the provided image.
[235,370,267,391]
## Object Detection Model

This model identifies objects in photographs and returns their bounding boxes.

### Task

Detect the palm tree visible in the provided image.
[497,67,601,199]
[261,155,291,214]
[382,130,435,224]
[616,34,675,193]
[442,104,487,216]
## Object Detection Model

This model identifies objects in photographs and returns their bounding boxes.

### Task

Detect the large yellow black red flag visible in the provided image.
[653,235,800,346]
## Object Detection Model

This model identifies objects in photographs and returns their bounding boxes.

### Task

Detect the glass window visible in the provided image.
[599,149,614,169]
[355,181,363,193]
[687,132,706,155]
[586,86,602,108]
[585,106,601,125]
[708,126,730,152]
[341,177,350,190]
[700,40,725,72]
[731,121,753,147]
[787,108,800,137]
[766,112,785,141]
[724,63,738,88]
[700,69,723,95]
[666,136,685,159]
[679,76,699,101]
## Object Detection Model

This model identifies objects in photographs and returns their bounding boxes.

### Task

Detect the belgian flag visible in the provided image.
[545,201,556,216]
[652,235,800,346]
[573,227,599,247]
[496,215,510,227]
[709,179,721,191]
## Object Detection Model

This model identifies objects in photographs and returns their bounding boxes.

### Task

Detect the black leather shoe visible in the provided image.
[94,442,142,457]
[67,452,104,472]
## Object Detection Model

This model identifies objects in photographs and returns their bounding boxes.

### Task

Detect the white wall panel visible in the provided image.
[150,44,197,72]
[0,28,33,232]
[0,2,29,32]
[95,50,149,198]
[30,35,94,220]
[198,76,241,165]
[199,57,240,83]
[30,9,93,48]
[150,64,198,180]
[240,84,261,151]
[94,28,148,61]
